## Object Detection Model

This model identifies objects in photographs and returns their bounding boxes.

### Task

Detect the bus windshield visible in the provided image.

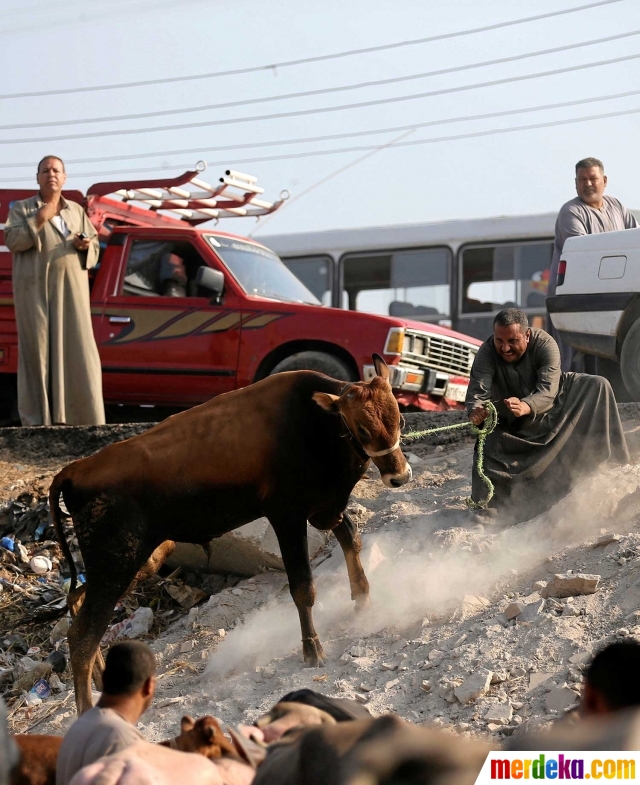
[207,235,320,305]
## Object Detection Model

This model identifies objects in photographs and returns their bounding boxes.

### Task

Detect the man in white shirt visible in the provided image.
[56,641,156,785]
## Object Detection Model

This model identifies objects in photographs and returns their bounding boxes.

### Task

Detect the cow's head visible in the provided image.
[171,715,238,760]
[313,354,412,488]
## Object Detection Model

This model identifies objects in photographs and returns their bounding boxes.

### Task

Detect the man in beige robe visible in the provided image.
[5,156,105,426]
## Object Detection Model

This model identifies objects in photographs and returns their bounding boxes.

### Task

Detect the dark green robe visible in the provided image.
[466,329,629,519]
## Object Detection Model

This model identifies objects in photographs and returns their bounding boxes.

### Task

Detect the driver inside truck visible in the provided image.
[158,251,187,297]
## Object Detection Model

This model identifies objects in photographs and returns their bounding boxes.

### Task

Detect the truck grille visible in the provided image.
[404,332,475,377]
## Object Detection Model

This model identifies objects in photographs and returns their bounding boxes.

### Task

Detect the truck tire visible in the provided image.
[0,375,18,425]
[269,351,355,382]
[594,357,631,403]
[620,319,640,401]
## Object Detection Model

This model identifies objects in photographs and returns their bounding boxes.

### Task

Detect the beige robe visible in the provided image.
[4,194,105,426]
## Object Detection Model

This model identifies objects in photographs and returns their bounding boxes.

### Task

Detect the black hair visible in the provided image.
[493,308,529,331]
[102,641,156,696]
[575,157,604,174]
[37,156,65,173]
[585,640,640,710]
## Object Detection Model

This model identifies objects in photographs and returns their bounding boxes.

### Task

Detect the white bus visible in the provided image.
[263,212,562,343]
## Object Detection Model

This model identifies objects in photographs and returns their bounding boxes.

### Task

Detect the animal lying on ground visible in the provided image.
[253,714,492,785]
[160,715,246,762]
[10,735,62,785]
[11,716,248,785]
[248,689,372,744]
[50,355,411,712]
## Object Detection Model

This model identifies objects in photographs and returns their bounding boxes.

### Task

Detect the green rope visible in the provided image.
[402,401,498,510]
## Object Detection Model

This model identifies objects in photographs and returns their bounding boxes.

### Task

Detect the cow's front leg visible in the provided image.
[332,512,371,612]
[271,519,325,667]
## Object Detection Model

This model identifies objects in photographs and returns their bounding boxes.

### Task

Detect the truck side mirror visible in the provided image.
[196,266,224,301]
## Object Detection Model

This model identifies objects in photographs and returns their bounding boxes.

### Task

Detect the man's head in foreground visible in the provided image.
[98,641,157,722]
[575,156,607,209]
[493,309,531,364]
[582,640,640,715]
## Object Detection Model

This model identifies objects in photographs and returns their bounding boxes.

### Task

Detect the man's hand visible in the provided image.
[72,233,91,251]
[35,198,60,229]
[469,406,489,426]
[504,397,532,417]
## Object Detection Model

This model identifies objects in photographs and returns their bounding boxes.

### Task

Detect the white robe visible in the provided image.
[5,194,105,426]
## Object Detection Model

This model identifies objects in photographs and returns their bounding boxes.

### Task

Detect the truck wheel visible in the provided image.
[0,375,18,425]
[620,320,640,401]
[595,357,631,403]
[269,351,355,382]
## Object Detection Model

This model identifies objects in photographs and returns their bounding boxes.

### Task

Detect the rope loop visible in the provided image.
[402,401,497,509]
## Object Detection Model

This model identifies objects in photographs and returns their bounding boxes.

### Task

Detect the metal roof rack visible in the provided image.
[86,162,289,225]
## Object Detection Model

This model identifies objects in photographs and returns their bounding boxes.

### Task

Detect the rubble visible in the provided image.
[454,669,493,704]
[594,532,622,548]
[544,686,580,713]
[483,703,513,725]
[541,573,601,598]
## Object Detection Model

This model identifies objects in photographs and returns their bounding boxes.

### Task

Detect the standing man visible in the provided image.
[4,156,105,426]
[548,157,638,371]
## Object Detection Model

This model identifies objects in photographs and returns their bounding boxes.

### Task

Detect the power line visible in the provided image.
[0,0,624,100]
[2,105,639,184]
[2,87,640,170]
[248,130,418,236]
[2,50,639,146]
[3,29,639,131]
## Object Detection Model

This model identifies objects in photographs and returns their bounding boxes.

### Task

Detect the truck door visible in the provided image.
[97,236,242,405]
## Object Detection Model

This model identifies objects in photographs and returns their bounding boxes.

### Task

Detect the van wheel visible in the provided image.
[620,320,640,401]
[269,351,355,382]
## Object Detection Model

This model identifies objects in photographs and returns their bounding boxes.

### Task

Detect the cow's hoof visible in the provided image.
[302,636,326,667]
[354,594,371,614]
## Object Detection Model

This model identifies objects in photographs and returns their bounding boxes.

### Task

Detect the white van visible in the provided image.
[547,227,640,398]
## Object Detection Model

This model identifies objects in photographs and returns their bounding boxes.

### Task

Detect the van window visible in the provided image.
[461,242,552,314]
[282,255,333,305]
[342,248,451,323]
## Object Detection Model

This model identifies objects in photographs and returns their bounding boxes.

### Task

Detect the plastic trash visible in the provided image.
[0,537,14,552]
[30,679,51,699]
[35,522,48,540]
[101,607,154,645]
[29,555,52,574]
[46,651,67,673]
[50,616,71,645]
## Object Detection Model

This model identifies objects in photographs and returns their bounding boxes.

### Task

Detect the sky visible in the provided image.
[1,0,639,238]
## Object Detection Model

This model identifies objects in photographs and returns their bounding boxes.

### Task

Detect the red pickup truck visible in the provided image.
[0,167,481,423]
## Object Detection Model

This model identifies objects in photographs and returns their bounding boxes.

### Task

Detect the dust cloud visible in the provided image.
[204,463,638,681]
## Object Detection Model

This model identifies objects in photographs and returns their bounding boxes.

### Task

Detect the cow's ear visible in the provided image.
[181,716,195,732]
[372,353,390,381]
[312,392,341,412]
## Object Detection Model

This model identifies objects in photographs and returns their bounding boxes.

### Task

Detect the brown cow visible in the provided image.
[10,735,62,785]
[11,716,250,785]
[160,715,244,762]
[50,356,411,713]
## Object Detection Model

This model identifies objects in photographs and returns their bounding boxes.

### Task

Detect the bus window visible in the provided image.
[461,242,552,313]
[281,255,333,305]
[342,248,451,323]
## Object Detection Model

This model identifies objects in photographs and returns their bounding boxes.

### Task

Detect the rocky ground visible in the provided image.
[3,412,640,746]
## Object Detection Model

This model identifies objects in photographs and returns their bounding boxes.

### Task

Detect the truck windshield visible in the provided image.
[207,235,320,305]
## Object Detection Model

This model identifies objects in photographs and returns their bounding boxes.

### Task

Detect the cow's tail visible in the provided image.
[49,470,78,595]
